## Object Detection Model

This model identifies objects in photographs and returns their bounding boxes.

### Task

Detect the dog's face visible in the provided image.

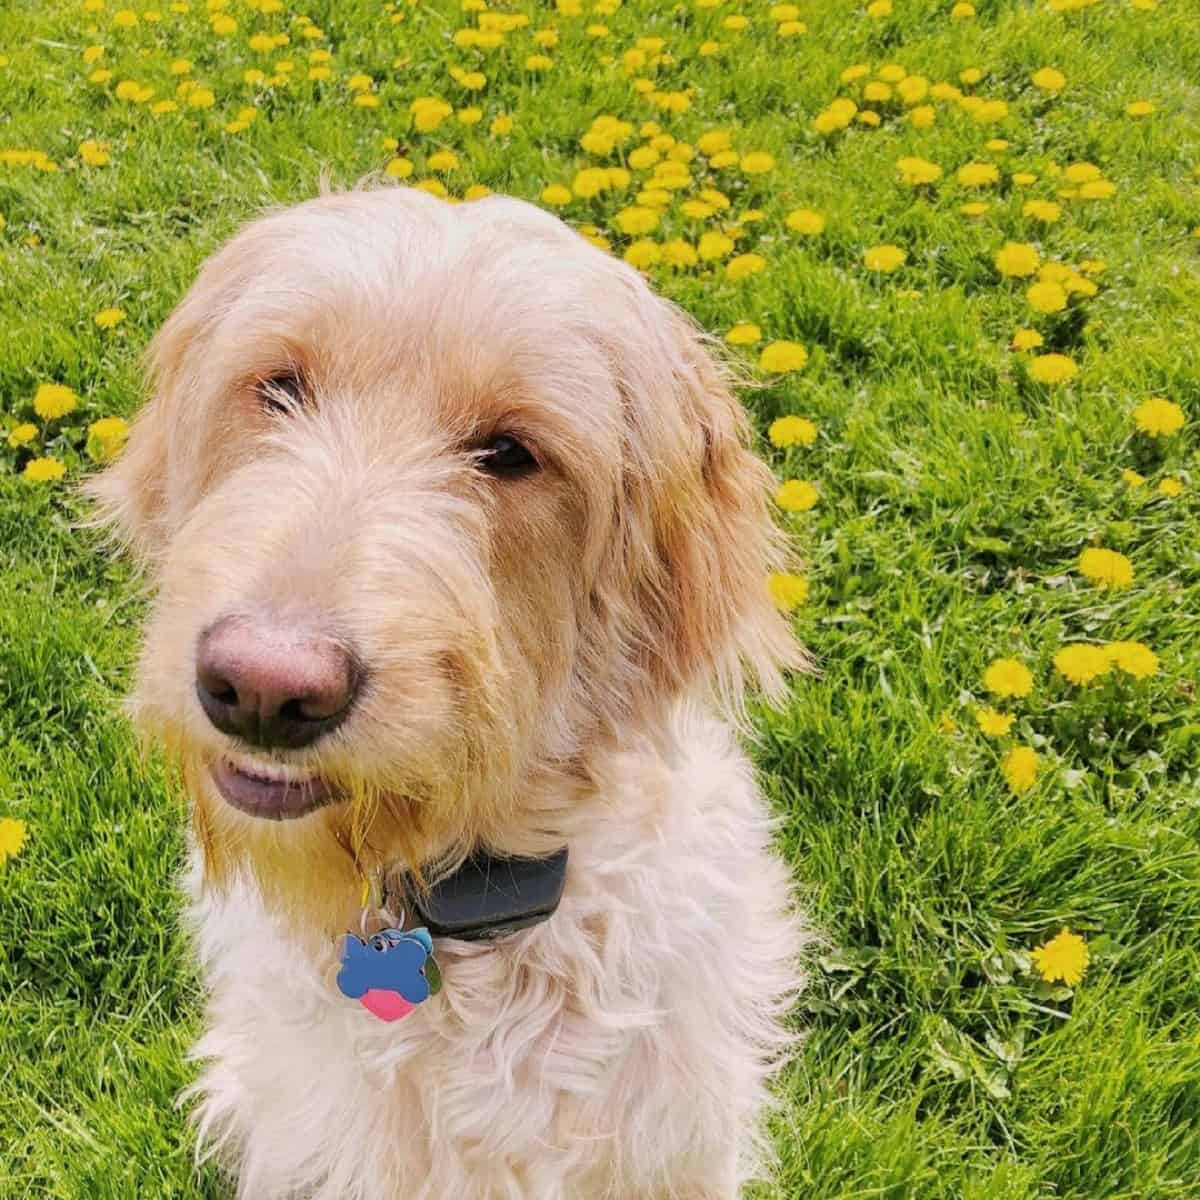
[90,188,799,903]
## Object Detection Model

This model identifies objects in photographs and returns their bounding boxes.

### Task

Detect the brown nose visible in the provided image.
[195,617,358,750]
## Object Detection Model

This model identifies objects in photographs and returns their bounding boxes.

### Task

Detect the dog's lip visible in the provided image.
[210,756,334,821]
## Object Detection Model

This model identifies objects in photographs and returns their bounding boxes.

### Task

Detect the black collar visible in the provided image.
[389,847,569,942]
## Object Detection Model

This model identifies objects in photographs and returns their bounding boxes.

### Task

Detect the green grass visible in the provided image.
[2,0,1199,1195]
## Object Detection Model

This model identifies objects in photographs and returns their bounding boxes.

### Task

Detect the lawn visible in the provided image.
[1,0,1199,1195]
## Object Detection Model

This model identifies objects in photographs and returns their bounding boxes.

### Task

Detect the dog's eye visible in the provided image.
[257,370,307,416]
[476,434,538,478]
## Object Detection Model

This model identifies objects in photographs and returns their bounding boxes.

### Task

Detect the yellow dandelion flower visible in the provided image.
[1031,928,1089,986]
[726,253,766,281]
[661,239,698,268]
[34,383,78,420]
[1011,328,1044,352]
[957,161,999,187]
[768,416,818,448]
[540,184,572,208]
[1078,180,1116,201]
[7,423,37,448]
[975,707,1014,737]
[1079,547,1134,589]
[786,208,826,235]
[1023,200,1062,223]
[23,457,67,482]
[1001,745,1039,794]
[1125,100,1156,118]
[698,230,734,261]
[994,241,1040,278]
[1053,644,1111,685]
[1158,477,1184,498]
[768,572,809,611]
[86,416,130,463]
[984,658,1034,699]
[623,239,661,269]
[94,307,125,329]
[740,151,775,175]
[1103,641,1158,679]
[1029,353,1078,385]
[960,202,989,217]
[1122,468,1146,488]
[1026,281,1068,314]
[1032,68,1066,92]
[0,817,27,865]
[864,244,906,272]
[1132,398,1185,437]
[759,342,809,374]
[775,480,819,512]
[897,156,943,186]
[725,322,761,346]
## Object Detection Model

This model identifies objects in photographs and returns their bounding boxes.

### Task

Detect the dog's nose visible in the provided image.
[195,618,357,750]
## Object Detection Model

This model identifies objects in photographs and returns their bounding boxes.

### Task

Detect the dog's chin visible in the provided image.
[210,755,337,821]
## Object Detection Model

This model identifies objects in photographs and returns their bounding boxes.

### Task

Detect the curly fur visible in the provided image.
[89,186,811,1199]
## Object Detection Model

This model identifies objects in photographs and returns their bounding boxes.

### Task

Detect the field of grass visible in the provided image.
[2,0,1199,1195]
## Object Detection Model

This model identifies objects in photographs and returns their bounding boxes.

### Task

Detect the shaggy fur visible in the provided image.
[90,186,811,1199]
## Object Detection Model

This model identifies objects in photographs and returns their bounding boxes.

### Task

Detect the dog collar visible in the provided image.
[335,848,568,1023]
[391,846,570,942]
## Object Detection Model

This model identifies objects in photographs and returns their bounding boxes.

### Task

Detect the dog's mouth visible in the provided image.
[210,754,335,820]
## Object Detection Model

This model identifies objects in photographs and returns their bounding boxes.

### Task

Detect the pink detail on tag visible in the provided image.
[360,988,416,1022]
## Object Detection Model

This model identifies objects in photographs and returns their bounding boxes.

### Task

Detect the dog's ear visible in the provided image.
[83,290,208,567]
[606,287,809,713]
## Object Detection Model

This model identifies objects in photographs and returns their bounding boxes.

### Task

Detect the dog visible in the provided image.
[89,185,810,1199]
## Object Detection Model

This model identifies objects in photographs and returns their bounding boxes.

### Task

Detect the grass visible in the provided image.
[1,0,1199,1195]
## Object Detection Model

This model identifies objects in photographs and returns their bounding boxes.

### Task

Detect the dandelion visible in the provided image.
[34,383,78,420]
[79,140,111,166]
[623,239,660,269]
[726,253,766,281]
[540,184,572,208]
[1078,547,1134,589]
[960,202,989,217]
[768,572,809,611]
[0,817,27,865]
[768,416,818,448]
[957,162,999,187]
[740,151,775,175]
[1158,477,1183,498]
[897,157,943,186]
[1122,468,1146,488]
[86,416,130,463]
[1029,354,1077,385]
[994,242,1040,278]
[1078,180,1116,201]
[1001,746,1039,794]
[785,208,826,235]
[615,206,659,235]
[984,658,1033,699]
[1125,100,1156,118]
[975,707,1014,737]
[1032,67,1066,92]
[1012,328,1044,352]
[1053,644,1111,685]
[775,480,819,512]
[187,87,216,109]
[1027,281,1068,314]
[759,342,809,373]
[1104,641,1158,678]
[94,307,125,329]
[864,244,906,272]
[698,231,734,260]
[1132,397,1185,437]
[1023,200,1061,223]
[1031,928,1089,986]
[725,322,761,345]
[23,457,66,482]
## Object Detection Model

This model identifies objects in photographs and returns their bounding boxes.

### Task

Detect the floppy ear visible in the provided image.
[608,291,810,713]
[83,285,211,568]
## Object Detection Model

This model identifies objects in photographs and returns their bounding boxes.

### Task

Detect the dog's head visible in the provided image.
[89,187,802,905]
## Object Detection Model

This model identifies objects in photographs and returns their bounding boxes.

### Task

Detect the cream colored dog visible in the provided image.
[91,186,809,1200]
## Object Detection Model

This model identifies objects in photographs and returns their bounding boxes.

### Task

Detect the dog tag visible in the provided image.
[337,926,441,1022]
